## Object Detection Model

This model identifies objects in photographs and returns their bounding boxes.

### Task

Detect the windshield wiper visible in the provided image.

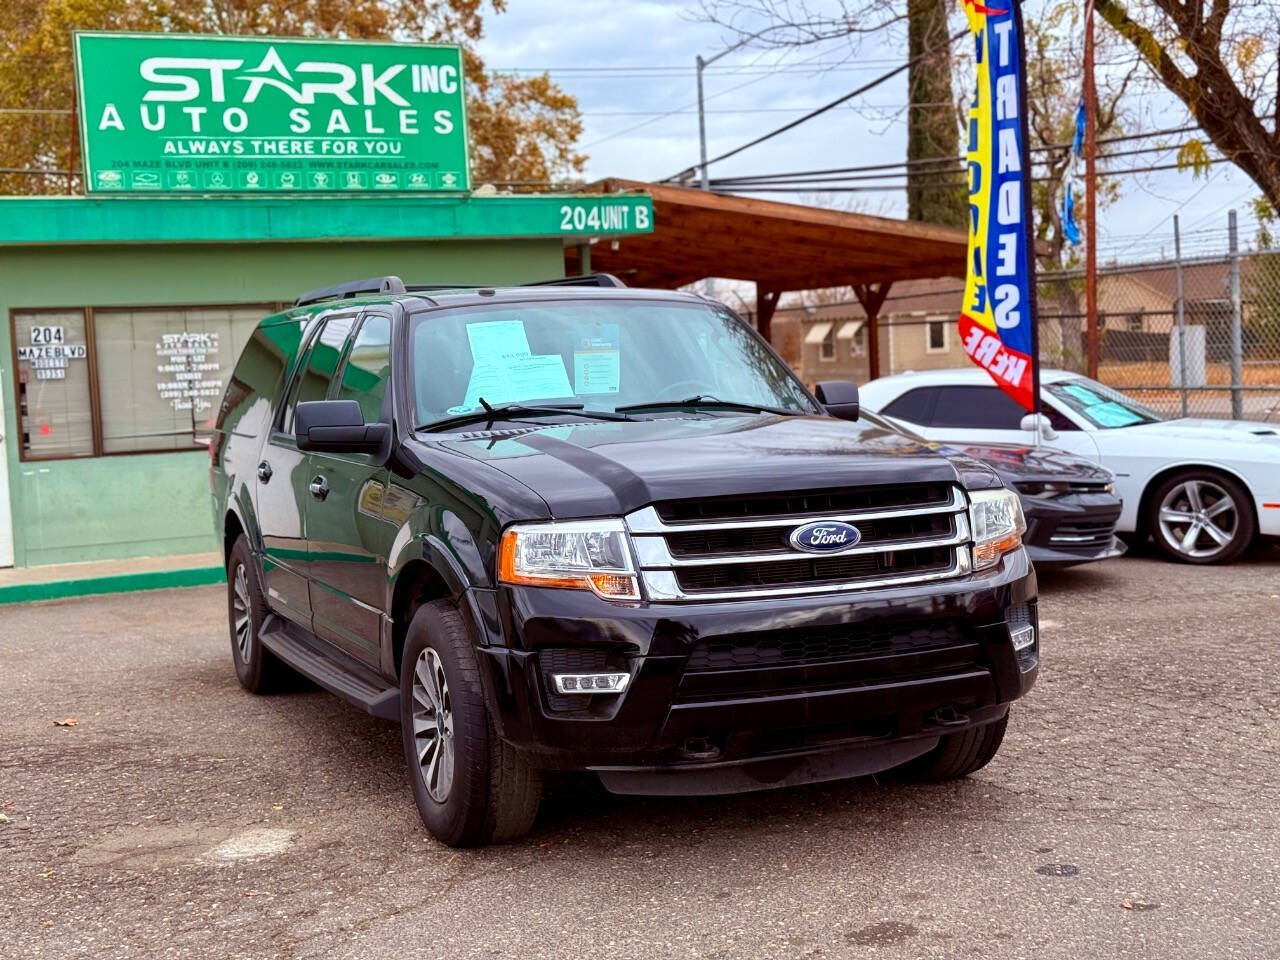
[615,394,805,416]
[416,397,635,433]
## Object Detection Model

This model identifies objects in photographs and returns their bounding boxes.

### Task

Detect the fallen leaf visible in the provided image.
[1121,899,1133,909]
[53,718,77,727]
[271,805,283,812]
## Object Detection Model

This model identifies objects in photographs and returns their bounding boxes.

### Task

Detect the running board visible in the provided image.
[258,617,400,722]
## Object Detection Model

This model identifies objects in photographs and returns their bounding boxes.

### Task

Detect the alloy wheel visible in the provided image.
[411,648,455,803]
[1157,479,1238,560]
[231,562,253,663]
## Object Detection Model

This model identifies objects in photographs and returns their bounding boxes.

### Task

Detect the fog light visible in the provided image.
[552,672,630,695]
[1010,624,1036,652]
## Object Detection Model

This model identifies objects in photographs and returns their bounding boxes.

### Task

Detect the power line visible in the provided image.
[664,29,967,182]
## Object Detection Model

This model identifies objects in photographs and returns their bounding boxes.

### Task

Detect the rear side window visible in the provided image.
[215,320,304,438]
[881,387,939,426]
[930,386,1027,429]
[334,314,392,422]
[281,314,357,433]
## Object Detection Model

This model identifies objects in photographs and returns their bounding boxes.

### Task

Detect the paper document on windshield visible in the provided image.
[574,324,621,394]
[459,355,574,411]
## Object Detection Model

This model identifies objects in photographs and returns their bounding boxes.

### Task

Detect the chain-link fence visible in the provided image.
[1035,246,1280,422]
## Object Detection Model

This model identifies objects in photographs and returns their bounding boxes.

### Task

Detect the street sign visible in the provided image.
[73,32,471,194]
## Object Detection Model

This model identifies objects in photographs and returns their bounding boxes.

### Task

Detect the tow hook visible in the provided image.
[926,706,970,728]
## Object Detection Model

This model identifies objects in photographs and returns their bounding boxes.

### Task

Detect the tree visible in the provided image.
[1024,3,1138,269]
[0,0,585,194]
[697,0,966,227]
[906,0,966,227]
[1094,0,1280,208]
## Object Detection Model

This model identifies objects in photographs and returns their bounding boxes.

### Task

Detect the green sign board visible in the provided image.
[73,32,470,194]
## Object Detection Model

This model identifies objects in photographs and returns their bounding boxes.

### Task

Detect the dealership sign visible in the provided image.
[73,32,470,193]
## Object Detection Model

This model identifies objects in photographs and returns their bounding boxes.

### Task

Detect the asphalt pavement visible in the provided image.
[2,549,1278,960]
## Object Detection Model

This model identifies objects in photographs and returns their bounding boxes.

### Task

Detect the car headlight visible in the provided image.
[969,489,1027,570]
[498,519,639,600]
[1015,481,1072,499]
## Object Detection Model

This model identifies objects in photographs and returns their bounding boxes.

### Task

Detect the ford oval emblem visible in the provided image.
[789,521,862,554]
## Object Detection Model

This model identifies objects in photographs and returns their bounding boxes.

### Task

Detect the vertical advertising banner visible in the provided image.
[73,32,470,194]
[956,0,1039,411]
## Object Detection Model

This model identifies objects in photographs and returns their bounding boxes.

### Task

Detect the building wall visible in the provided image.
[0,238,563,567]
[880,314,969,374]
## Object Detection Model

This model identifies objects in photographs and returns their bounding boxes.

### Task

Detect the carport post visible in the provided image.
[852,282,892,381]
[577,242,591,276]
[756,286,780,343]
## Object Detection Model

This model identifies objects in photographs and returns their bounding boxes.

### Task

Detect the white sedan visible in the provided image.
[858,368,1280,564]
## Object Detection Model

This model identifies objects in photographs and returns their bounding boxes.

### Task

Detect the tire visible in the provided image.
[1147,470,1255,565]
[400,599,542,847]
[892,713,1008,781]
[226,535,293,693]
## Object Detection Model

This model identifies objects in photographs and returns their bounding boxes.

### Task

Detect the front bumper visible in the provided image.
[468,549,1038,792]
[1021,491,1125,568]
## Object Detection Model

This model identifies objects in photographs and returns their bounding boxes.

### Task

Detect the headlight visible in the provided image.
[498,519,639,600]
[969,489,1027,570]
[1015,481,1071,499]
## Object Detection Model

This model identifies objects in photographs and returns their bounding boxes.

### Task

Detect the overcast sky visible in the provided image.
[475,0,1267,266]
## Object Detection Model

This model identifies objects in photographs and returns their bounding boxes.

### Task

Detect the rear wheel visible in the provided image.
[892,714,1008,781]
[400,599,542,847]
[1147,470,1254,565]
[226,535,293,693]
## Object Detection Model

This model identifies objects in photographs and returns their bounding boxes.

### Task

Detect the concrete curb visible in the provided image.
[0,565,225,605]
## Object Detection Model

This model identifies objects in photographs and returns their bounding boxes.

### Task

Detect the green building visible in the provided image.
[0,191,653,569]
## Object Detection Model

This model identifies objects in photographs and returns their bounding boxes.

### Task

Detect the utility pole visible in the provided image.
[1083,0,1099,379]
[696,55,710,190]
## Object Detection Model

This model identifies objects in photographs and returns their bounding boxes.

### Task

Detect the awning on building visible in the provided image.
[836,320,865,339]
[803,322,834,344]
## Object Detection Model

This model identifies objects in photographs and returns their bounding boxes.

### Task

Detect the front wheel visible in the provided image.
[1147,471,1254,564]
[891,714,1008,781]
[400,599,542,847]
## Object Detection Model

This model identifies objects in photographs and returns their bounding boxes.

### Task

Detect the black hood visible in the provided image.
[941,442,1114,486]
[433,414,1002,518]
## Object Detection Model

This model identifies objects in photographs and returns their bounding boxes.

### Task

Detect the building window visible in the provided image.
[925,319,949,354]
[820,327,836,361]
[11,304,270,461]
[852,326,865,357]
[14,310,95,460]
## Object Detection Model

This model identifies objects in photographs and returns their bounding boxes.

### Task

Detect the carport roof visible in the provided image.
[565,178,968,291]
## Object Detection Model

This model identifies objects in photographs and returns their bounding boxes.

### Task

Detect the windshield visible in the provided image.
[1045,377,1163,429]
[408,298,817,427]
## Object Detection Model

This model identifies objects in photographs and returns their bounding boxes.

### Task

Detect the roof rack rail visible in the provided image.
[294,276,406,307]
[523,273,627,288]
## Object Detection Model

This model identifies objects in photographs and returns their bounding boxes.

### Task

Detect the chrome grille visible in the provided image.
[627,485,972,601]
[1049,519,1117,547]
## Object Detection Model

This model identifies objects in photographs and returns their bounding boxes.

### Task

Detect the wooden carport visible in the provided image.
[564,178,967,378]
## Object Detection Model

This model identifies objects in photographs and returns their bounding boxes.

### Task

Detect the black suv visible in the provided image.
[211,275,1039,847]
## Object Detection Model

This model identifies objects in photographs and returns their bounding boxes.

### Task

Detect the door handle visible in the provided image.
[309,475,329,501]
[257,461,273,483]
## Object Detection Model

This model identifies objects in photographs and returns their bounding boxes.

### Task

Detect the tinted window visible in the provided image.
[931,386,1027,429]
[281,314,357,433]
[335,314,392,422]
[216,320,304,438]
[881,387,938,426]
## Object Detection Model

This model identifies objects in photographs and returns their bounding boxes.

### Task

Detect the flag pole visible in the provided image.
[1013,0,1041,422]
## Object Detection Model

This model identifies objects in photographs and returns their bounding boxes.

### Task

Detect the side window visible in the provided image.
[1043,403,1080,432]
[881,387,939,426]
[333,314,392,422]
[931,386,1027,429]
[216,321,302,438]
[280,314,357,434]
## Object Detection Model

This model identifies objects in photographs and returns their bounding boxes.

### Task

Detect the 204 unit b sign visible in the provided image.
[73,32,470,193]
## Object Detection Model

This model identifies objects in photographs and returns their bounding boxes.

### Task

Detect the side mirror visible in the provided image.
[295,400,390,454]
[1019,412,1059,442]
[815,380,860,421]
